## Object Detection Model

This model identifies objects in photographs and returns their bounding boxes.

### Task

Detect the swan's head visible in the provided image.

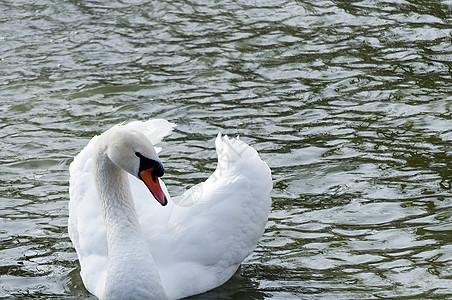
[102,126,168,206]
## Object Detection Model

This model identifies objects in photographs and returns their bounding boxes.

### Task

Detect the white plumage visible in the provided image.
[68,119,272,299]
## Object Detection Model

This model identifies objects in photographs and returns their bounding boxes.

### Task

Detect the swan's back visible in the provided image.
[68,119,272,299]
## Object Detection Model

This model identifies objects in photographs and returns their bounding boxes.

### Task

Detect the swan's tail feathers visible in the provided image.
[124,119,176,146]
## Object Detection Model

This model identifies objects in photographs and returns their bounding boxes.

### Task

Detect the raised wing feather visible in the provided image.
[156,134,272,298]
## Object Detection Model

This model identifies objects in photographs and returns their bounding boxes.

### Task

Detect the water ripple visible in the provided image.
[1,0,451,298]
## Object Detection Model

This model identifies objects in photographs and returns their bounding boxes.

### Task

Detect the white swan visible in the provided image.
[68,119,272,299]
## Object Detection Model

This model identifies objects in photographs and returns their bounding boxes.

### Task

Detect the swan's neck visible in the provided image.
[94,151,167,300]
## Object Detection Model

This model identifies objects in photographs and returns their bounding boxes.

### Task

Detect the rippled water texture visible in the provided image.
[1,0,451,298]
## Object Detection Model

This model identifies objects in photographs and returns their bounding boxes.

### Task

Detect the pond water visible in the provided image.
[1,0,451,299]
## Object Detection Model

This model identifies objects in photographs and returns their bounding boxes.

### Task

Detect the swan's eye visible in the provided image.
[135,152,165,178]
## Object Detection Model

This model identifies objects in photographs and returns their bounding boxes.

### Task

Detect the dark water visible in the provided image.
[1,0,451,298]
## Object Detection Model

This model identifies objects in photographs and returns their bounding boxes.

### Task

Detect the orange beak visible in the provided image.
[139,168,168,206]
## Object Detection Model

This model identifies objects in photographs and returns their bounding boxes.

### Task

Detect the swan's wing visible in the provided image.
[68,119,175,298]
[158,134,272,299]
